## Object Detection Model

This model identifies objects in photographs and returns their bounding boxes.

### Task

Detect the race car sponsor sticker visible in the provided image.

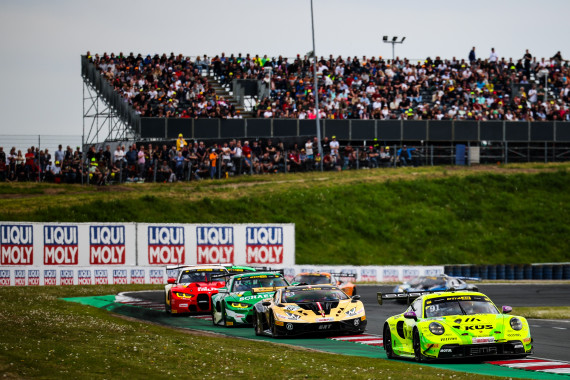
[472,337,495,344]
[315,317,334,322]
[179,303,188,308]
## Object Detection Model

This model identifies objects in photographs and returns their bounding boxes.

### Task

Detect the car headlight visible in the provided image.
[229,302,250,309]
[345,308,363,317]
[429,322,445,335]
[173,292,193,299]
[276,312,301,320]
[510,317,523,331]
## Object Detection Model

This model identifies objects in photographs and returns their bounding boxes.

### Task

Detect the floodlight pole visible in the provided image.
[310,0,323,170]
[383,36,406,62]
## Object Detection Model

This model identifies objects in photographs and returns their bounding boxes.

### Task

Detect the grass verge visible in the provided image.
[0,285,499,379]
[1,163,569,265]
[512,306,570,320]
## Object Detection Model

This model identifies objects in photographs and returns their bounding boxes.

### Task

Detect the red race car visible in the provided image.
[164,265,256,315]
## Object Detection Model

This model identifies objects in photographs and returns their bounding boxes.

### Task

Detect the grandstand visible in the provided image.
[3,51,569,184]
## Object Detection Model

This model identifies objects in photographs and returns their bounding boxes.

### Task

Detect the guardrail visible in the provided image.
[139,117,570,142]
[444,263,570,280]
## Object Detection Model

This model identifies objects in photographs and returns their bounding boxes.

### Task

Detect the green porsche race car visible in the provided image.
[211,271,289,326]
[378,290,532,361]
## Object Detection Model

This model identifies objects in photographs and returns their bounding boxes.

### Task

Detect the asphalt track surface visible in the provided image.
[129,283,570,363]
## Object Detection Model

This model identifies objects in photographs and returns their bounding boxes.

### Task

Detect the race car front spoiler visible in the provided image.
[273,317,367,336]
[437,340,531,359]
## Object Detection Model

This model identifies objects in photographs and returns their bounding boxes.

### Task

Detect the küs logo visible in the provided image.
[148,226,184,265]
[90,226,126,265]
[43,226,78,265]
[196,227,233,264]
[246,227,283,264]
[1,225,33,265]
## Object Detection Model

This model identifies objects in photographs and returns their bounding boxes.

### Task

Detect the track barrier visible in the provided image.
[444,263,570,280]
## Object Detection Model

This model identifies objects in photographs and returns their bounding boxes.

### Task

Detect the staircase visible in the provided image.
[204,74,254,118]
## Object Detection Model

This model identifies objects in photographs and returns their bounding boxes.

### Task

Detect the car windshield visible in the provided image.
[293,275,332,285]
[231,275,288,292]
[424,297,499,317]
[409,276,446,289]
[179,270,226,284]
[281,289,349,303]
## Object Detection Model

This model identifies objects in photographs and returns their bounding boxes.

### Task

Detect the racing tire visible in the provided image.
[211,300,217,326]
[254,312,263,336]
[222,303,229,327]
[383,324,395,359]
[165,292,172,314]
[270,313,280,338]
[413,330,426,363]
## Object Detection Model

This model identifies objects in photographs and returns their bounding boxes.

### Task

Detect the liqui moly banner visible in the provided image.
[145,226,185,265]
[1,224,34,265]
[137,223,295,266]
[196,226,234,265]
[0,264,444,286]
[44,225,79,265]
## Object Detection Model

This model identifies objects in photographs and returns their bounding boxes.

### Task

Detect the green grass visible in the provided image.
[512,306,570,319]
[0,285,498,379]
[1,163,570,265]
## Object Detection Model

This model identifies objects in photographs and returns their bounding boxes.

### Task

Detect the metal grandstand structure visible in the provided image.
[81,56,140,146]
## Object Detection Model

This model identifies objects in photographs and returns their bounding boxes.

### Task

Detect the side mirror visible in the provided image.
[404,311,417,320]
[502,306,512,314]
[351,295,361,302]
[167,278,176,284]
[262,301,271,307]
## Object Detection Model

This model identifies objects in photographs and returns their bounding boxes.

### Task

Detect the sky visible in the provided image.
[1,0,569,147]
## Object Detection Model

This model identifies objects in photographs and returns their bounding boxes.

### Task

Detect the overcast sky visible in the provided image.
[1,0,569,143]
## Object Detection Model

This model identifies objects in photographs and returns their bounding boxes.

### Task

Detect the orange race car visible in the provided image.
[291,272,358,296]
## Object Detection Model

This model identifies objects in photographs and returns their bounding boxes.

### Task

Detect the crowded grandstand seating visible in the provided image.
[88,51,570,121]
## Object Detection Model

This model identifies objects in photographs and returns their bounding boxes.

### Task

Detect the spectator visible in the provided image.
[176,133,187,151]
[54,145,64,167]
[397,145,416,166]
[209,148,218,179]
[158,160,176,182]
[137,145,146,179]
[114,145,124,165]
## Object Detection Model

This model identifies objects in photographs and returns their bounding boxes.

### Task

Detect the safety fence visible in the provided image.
[444,263,570,280]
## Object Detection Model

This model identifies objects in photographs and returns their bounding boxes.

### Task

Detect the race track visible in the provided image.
[127,283,570,362]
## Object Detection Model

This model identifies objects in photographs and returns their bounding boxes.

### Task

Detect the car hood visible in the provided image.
[173,281,225,292]
[425,314,506,338]
[226,291,276,304]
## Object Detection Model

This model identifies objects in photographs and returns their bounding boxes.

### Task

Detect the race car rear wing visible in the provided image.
[377,291,439,305]
[210,268,285,282]
[330,272,357,279]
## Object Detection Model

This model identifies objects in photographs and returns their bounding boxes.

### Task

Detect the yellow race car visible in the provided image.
[252,285,366,337]
[292,272,358,296]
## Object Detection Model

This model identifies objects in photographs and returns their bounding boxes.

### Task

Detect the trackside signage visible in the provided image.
[148,226,185,265]
[44,226,78,265]
[0,222,297,284]
[246,227,283,264]
[90,226,126,265]
[1,224,33,265]
[196,226,234,264]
